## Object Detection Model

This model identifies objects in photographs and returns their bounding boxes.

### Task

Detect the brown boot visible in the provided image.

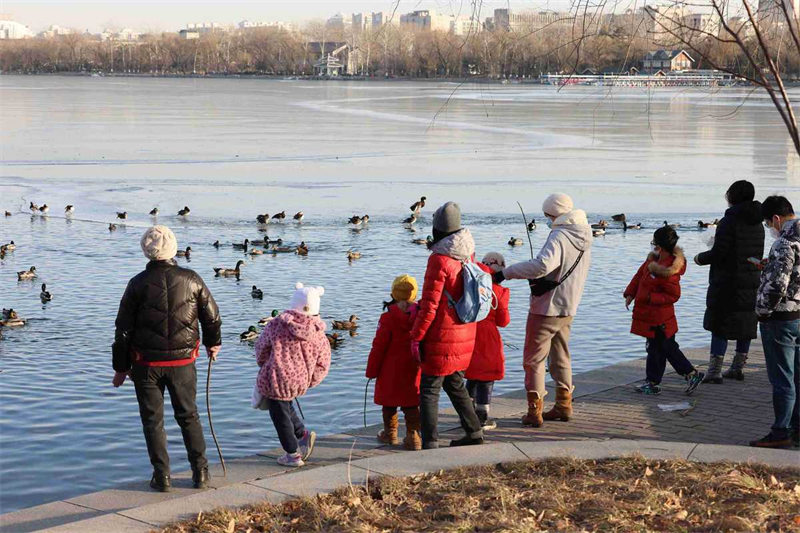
[543,388,572,422]
[521,391,545,427]
[401,407,422,451]
[377,407,399,445]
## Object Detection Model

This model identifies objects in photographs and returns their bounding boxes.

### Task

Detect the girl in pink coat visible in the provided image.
[254,283,331,467]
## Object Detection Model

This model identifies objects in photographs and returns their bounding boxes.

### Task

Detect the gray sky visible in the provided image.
[2,0,581,33]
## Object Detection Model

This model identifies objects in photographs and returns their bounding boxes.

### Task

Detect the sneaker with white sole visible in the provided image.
[685,370,704,395]
[635,381,661,395]
[277,452,304,467]
[298,430,316,461]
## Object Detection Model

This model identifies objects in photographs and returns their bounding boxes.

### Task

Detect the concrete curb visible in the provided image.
[33,439,798,533]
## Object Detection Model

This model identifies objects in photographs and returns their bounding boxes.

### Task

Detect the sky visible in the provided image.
[2,0,580,33]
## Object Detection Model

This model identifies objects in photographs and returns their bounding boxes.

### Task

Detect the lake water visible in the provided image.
[0,76,798,513]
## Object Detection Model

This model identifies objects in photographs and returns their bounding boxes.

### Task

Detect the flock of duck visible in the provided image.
[3,196,719,344]
[0,196,429,347]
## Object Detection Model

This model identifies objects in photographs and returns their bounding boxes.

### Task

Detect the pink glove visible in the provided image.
[112,371,128,388]
[411,341,421,364]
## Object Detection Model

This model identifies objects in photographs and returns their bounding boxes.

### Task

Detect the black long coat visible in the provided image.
[696,201,764,340]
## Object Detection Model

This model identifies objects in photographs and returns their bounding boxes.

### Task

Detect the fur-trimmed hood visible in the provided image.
[429,228,475,262]
[647,247,686,278]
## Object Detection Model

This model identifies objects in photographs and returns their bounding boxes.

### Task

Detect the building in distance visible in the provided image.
[0,19,34,39]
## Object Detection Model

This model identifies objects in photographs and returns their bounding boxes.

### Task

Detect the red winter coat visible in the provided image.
[465,263,510,382]
[365,303,421,407]
[411,229,478,376]
[623,248,686,339]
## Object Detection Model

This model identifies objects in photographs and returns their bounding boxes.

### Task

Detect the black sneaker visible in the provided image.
[450,436,484,447]
[476,410,497,431]
[192,467,209,489]
[792,428,799,449]
[150,472,171,492]
[685,371,704,395]
[749,432,792,449]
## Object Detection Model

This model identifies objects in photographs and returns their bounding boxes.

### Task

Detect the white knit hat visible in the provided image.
[542,193,574,218]
[140,225,178,261]
[289,282,325,316]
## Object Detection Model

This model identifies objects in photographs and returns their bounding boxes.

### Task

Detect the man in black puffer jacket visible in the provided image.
[695,180,764,383]
[112,225,222,493]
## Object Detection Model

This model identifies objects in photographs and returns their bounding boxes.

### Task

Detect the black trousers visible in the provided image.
[267,399,306,454]
[645,330,694,384]
[132,363,207,475]
[466,380,494,406]
[420,371,482,449]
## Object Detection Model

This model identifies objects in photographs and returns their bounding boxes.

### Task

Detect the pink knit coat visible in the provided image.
[255,310,331,401]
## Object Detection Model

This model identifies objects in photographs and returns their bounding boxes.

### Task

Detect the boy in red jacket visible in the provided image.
[623,226,705,395]
[465,253,510,430]
[366,275,422,450]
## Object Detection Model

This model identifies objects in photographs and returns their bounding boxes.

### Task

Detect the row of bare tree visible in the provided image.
[0,18,795,79]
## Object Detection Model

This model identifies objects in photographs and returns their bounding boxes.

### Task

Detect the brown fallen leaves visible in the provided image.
[160,457,800,532]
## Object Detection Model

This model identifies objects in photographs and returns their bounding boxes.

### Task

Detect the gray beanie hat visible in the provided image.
[432,201,461,234]
[141,225,178,261]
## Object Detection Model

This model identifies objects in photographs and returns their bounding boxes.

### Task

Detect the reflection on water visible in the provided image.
[0,77,797,512]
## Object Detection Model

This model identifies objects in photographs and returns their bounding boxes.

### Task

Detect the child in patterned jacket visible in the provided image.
[254,283,331,467]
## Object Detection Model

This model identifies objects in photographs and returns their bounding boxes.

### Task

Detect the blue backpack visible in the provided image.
[445,261,495,323]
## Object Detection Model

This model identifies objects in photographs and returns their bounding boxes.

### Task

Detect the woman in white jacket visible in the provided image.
[493,193,592,428]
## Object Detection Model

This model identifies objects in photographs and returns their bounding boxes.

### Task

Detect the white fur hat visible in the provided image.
[140,225,178,261]
[542,193,574,218]
[289,282,325,316]
[481,252,506,273]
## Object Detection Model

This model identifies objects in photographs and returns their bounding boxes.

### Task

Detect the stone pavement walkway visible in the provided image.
[2,343,798,532]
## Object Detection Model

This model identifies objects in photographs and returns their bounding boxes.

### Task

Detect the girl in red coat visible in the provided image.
[365,275,422,451]
[465,252,510,430]
[623,226,705,395]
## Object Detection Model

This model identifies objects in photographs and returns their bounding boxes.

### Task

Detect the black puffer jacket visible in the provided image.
[113,260,221,371]
[696,201,764,340]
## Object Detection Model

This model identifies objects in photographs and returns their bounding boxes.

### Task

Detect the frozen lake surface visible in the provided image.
[0,76,798,512]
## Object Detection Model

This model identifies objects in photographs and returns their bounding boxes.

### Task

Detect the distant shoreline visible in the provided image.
[0,71,780,87]
[0,72,535,84]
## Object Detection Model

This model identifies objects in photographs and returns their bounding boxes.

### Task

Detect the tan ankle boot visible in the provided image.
[521,391,545,427]
[401,407,422,451]
[377,407,399,445]
[543,388,572,422]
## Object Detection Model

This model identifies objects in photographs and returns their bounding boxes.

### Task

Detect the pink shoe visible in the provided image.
[277,452,304,468]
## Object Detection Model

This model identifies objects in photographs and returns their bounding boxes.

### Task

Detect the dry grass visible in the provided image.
[161,457,800,532]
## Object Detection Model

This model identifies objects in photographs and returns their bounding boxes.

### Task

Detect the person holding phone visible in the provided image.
[751,196,800,449]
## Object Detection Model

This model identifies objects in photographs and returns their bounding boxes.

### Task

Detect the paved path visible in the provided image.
[2,344,797,532]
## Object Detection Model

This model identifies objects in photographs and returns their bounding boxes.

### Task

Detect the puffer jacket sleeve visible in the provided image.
[650,276,681,306]
[195,274,222,347]
[254,326,273,367]
[112,279,139,372]
[411,255,448,342]
[503,233,562,280]
[366,312,392,379]
[624,262,647,298]
[696,216,733,265]
[495,286,510,328]
[309,329,331,389]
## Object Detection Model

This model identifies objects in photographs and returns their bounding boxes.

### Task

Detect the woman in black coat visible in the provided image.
[694,180,764,383]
